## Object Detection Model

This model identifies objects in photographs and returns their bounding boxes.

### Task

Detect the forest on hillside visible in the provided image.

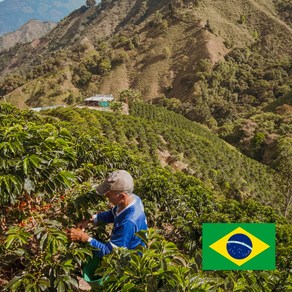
[0,103,291,291]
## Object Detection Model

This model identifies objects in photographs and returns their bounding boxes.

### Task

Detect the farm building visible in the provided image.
[84,94,114,107]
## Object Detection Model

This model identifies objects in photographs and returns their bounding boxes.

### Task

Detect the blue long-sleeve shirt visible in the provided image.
[88,194,148,257]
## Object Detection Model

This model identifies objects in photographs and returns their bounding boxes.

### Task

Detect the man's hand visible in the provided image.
[67,228,89,242]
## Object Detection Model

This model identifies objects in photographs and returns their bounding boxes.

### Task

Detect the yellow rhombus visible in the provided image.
[209,227,270,266]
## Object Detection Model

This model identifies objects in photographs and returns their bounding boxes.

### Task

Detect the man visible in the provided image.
[67,170,148,257]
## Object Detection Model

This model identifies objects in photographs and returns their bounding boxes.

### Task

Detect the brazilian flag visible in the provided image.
[203,223,275,270]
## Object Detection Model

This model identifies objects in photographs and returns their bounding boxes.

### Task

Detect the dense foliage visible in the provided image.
[273,0,292,26]
[156,48,292,166]
[0,103,291,291]
[157,48,291,126]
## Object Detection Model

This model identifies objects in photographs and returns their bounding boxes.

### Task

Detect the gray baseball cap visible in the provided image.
[94,170,134,195]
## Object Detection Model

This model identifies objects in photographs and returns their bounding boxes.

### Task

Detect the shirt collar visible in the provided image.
[116,197,136,217]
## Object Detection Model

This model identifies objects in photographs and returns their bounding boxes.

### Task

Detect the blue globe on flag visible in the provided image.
[227,233,253,259]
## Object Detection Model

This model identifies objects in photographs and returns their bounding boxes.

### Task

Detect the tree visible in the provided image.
[86,0,96,7]
[109,101,123,112]
[119,89,142,104]
[98,58,111,75]
[159,97,182,113]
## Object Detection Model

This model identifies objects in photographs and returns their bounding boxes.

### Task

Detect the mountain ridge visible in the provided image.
[0,19,56,53]
[0,0,86,35]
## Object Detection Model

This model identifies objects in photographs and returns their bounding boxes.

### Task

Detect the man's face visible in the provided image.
[105,190,123,206]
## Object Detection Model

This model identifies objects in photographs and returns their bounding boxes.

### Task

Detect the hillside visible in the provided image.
[0,0,86,35]
[0,20,57,53]
[1,0,291,96]
[0,0,291,165]
[0,103,291,290]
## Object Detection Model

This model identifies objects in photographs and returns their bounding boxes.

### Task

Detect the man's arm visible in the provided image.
[88,238,113,257]
[93,209,115,224]
[88,221,136,256]
[76,209,115,230]
[68,221,136,257]
[67,228,113,257]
